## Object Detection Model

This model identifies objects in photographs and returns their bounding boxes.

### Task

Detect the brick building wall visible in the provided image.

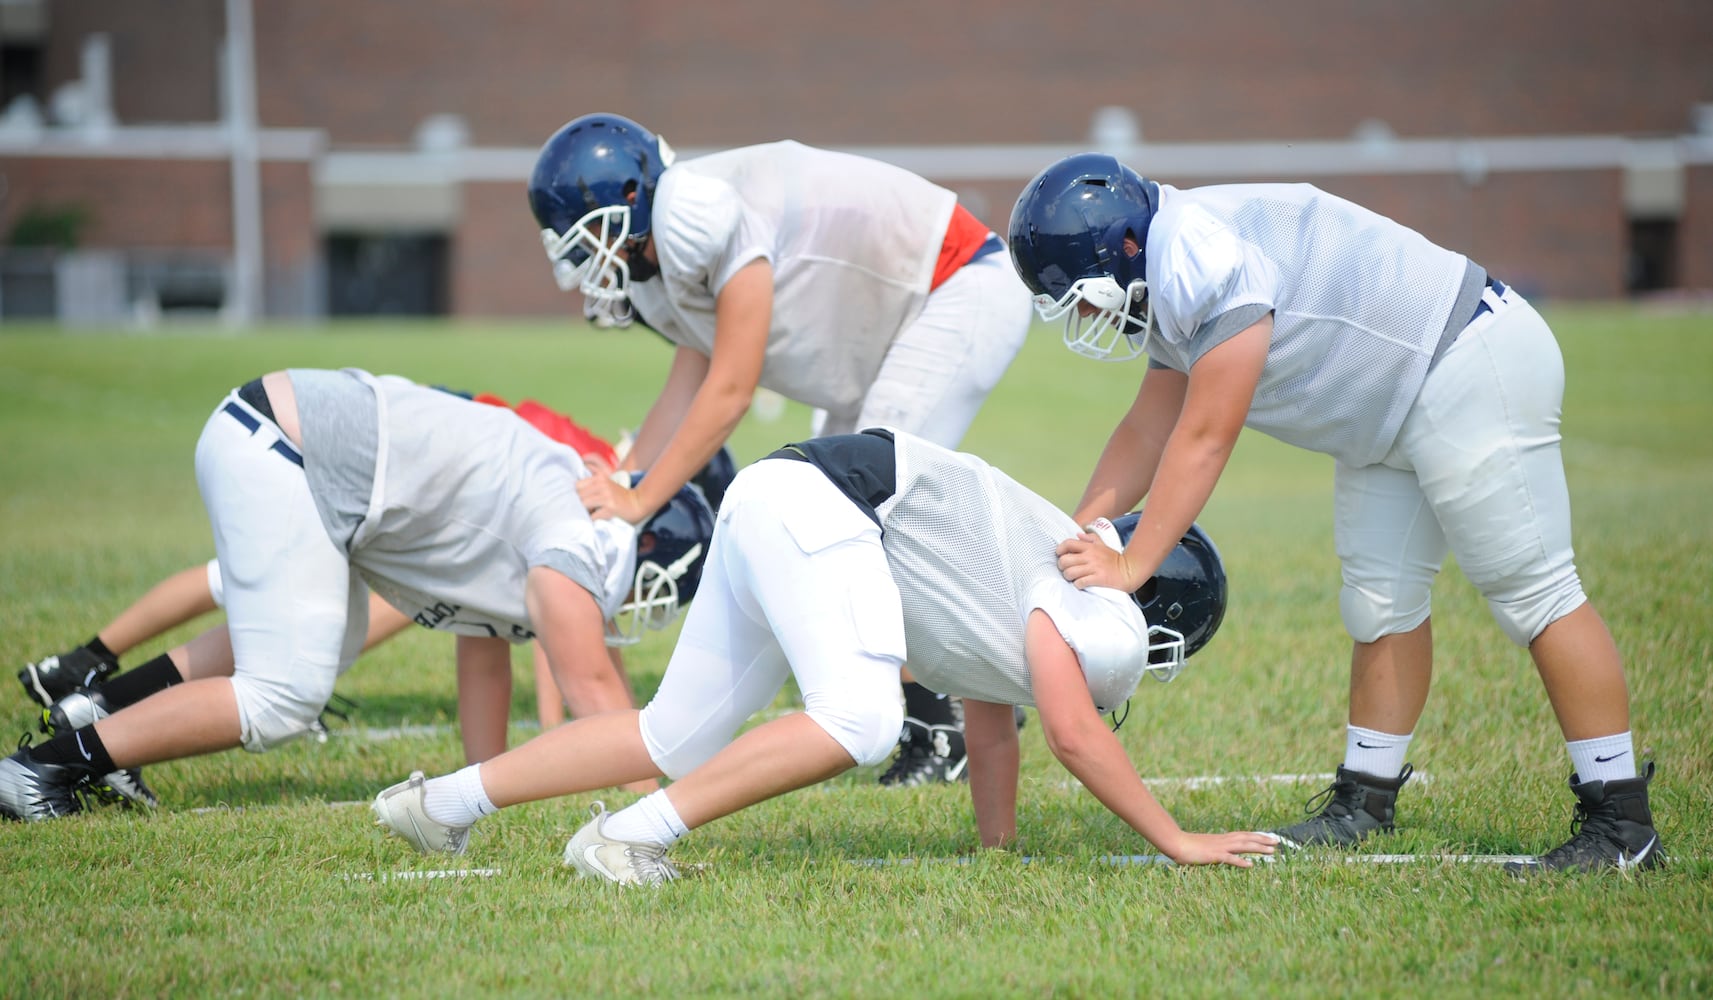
[452,180,578,318]
[0,154,317,314]
[1683,165,1713,292]
[241,1,1713,146]
[7,1,1709,317]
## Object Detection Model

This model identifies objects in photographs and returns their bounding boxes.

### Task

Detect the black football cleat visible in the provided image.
[1275,764,1414,848]
[1506,762,1665,875]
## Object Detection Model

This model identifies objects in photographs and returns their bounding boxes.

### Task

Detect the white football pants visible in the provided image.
[816,251,1032,445]
[195,391,368,751]
[1336,286,1586,646]
[638,459,907,778]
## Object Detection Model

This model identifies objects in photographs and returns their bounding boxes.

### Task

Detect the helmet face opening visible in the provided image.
[528,113,675,329]
[1032,275,1153,362]
[1143,624,1188,683]
[607,545,701,646]
[604,480,714,647]
[542,205,636,325]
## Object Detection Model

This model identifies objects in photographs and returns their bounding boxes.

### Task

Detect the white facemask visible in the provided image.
[1031,275,1154,362]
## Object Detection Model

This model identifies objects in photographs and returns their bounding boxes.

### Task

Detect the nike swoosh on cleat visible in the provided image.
[1617,835,1658,870]
[74,733,93,761]
[1594,751,1629,763]
[582,845,619,880]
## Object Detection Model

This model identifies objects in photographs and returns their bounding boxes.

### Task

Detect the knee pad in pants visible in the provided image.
[805,690,904,768]
[232,673,333,753]
[1340,581,1433,645]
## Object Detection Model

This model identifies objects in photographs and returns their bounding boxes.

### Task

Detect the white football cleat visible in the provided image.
[563,801,680,886]
[371,771,470,855]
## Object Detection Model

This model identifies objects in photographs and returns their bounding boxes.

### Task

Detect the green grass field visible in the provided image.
[1,309,1710,997]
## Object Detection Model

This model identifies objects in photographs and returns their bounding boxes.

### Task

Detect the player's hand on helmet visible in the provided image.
[576,461,649,525]
[1166,830,1281,868]
[1056,532,1138,592]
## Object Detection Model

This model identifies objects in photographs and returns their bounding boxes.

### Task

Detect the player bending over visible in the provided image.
[1009,153,1664,874]
[372,428,1276,881]
[531,113,1036,786]
[0,369,712,821]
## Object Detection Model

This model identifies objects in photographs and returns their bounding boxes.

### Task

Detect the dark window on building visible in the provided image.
[1626,218,1678,294]
[326,233,448,316]
[0,43,45,110]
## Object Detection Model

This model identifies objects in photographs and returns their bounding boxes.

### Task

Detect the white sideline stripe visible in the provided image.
[1059,771,1431,791]
[190,800,369,815]
[332,707,801,744]
[852,852,1536,868]
[337,868,501,883]
[184,771,1425,815]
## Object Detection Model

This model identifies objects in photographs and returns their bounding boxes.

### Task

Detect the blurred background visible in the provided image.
[0,0,1710,327]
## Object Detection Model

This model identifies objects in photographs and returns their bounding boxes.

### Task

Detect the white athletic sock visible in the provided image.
[602,789,689,847]
[1343,725,1413,779]
[1568,731,1636,784]
[421,764,498,827]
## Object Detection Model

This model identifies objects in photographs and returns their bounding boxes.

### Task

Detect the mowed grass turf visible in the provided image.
[0,308,1709,997]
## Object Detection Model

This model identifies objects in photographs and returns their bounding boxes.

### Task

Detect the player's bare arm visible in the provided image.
[525,566,634,718]
[581,259,773,524]
[962,697,1022,848]
[1060,317,1269,593]
[1071,364,1187,526]
[454,635,514,765]
[1026,611,1276,867]
[620,345,711,474]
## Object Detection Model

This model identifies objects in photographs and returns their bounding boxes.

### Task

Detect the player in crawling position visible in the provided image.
[372,428,1277,882]
[13,394,739,808]
[0,369,712,821]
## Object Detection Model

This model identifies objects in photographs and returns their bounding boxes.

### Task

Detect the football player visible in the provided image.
[14,396,739,771]
[0,369,713,822]
[1007,153,1664,875]
[372,428,1276,882]
[529,113,1037,787]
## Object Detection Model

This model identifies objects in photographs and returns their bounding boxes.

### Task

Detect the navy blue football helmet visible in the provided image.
[610,477,714,645]
[528,113,675,327]
[690,445,738,512]
[1008,153,1161,362]
[1100,515,1228,682]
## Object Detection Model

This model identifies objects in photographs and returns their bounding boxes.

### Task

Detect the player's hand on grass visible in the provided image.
[1167,830,1281,868]
[1056,532,1138,592]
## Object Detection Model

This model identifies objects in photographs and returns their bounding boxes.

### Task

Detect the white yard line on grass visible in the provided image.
[1059,771,1431,791]
[852,852,1537,867]
[338,868,502,883]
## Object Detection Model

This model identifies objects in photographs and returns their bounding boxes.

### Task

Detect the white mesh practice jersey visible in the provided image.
[335,372,638,641]
[1144,183,1468,466]
[877,431,1151,712]
[628,141,958,415]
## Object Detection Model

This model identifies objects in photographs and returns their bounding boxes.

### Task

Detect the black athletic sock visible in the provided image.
[84,635,119,666]
[902,681,957,727]
[32,726,118,778]
[98,653,184,711]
